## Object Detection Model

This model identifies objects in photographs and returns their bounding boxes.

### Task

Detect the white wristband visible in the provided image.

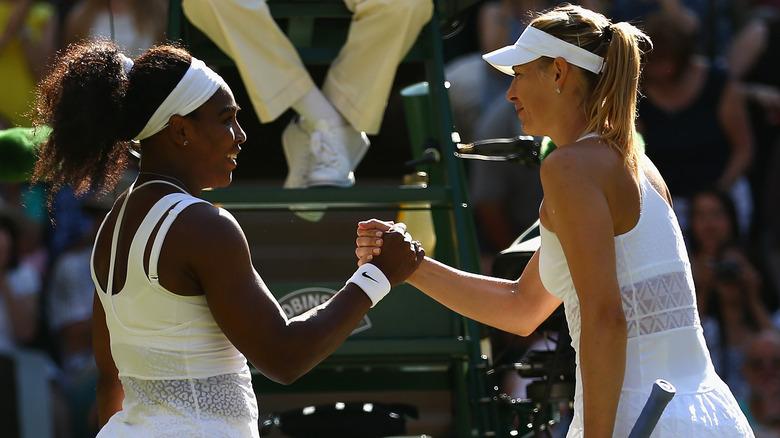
[347,263,391,308]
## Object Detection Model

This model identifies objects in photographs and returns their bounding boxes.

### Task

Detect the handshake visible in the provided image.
[354,219,426,287]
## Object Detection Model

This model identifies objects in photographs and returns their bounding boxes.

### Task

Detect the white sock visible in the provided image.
[292,87,345,131]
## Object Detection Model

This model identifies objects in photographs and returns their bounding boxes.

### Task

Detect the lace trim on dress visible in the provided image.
[621,271,699,338]
[123,373,258,421]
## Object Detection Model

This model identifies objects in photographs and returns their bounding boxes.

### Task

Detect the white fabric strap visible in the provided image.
[134,57,227,141]
[483,26,605,76]
[148,196,209,285]
[347,263,391,308]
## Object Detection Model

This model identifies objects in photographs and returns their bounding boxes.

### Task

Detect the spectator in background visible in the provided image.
[739,329,780,437]
[47,172,133,438]
[0,209,41,353]
[47,217,100,437]
[0,0,58,128]
[0,208,71,437]
[63,0,167,58]
[0,181,50,279]
[446,0,534,143]
[445,0,554,272]
[727,2,780,292]
[606,0,732,60]
[688,188,772,399]
[638,10,755,235]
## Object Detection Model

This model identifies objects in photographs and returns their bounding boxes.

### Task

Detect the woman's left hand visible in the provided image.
[355,218,395,265]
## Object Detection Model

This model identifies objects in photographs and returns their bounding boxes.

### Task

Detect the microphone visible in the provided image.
[404,147,441,167]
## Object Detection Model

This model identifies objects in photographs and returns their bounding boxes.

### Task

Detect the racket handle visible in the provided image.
[627,379,676,438]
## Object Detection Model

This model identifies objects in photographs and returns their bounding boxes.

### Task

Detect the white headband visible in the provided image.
[482,26,605,76]
[118,53,134,75]
[134,57,227,141]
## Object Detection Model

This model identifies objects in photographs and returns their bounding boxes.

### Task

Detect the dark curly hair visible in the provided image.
[32,40,192,209]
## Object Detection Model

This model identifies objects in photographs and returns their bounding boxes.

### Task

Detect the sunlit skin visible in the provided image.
[135,85,246,197]
[182,86,245,190]
[92,79,424,427]
[505,61,556,137]
[505,58,591,147]
[353,50,681,436]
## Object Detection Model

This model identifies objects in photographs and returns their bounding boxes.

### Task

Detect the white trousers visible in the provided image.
[181,0,433,134]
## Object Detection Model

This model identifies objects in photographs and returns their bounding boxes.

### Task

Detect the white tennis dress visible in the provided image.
[92,181,259,437]
[538,162,754,437]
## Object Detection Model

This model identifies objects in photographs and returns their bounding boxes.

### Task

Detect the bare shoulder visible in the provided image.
[540,140,618,187]
[169,202,249,253]
[539,141,613,227]
[638,154,673,206]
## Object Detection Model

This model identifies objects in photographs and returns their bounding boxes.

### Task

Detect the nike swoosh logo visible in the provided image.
[362,271,379,283]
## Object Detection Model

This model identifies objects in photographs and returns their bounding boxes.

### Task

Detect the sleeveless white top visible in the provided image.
[538,161,753,437]
[92,181,259,437]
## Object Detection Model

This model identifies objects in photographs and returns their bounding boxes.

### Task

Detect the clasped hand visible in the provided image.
[355,219,425,286]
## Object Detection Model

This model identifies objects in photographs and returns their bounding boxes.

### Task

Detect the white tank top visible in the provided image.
[537,155,752,437]
[538,164,719,394]
[91,181,248,379]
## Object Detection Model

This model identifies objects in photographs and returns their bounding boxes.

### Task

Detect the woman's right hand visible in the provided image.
[355,219,424,286]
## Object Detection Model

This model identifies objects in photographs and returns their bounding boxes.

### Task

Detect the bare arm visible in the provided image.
[540,149,626,438]
[717,80,755,190]
[727,18,767,80]
[356,220,562,337]
[407,252,560,337]
[727,19,780,112]
[93,291,123,427]
[187,207,421,385]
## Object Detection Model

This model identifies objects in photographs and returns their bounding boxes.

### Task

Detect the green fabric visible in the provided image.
[0,126,49,182]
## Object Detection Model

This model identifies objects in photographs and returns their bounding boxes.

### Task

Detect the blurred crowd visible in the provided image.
[0,1,165,437]
[2,0,780,437]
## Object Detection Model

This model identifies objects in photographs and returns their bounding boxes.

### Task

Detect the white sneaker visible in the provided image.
[281,117,325,222]
[307,120,369,188]
[281,116,313,189]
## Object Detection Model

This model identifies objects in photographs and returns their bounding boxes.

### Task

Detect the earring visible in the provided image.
[183,140,189,146]
[556,88,561,94]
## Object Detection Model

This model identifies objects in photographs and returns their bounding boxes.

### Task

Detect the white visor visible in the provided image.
[482,26,605,76]
[134,57,227,141]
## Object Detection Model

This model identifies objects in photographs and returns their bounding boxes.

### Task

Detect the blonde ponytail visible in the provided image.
[583,21,651,172]
[531,5,652,171]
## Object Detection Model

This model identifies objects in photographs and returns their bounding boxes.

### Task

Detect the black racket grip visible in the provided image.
[627,379,676,438]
